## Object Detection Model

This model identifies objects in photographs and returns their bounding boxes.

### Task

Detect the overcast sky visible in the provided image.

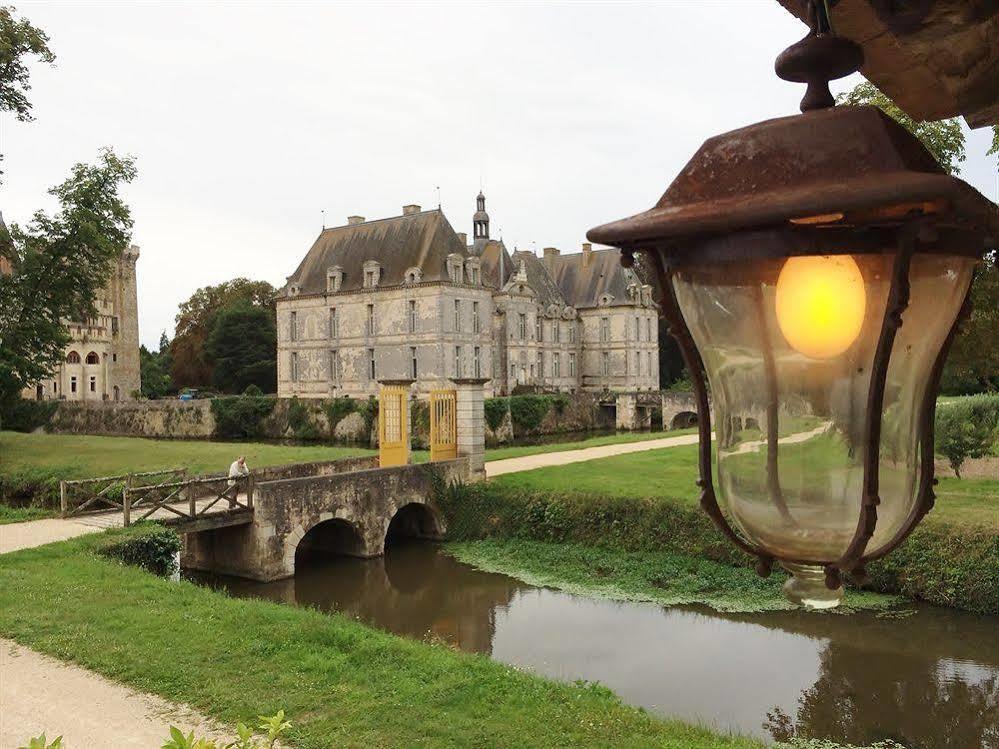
[4,1,996,349]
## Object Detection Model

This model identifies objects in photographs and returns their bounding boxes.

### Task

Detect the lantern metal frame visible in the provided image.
[587,7,998,591]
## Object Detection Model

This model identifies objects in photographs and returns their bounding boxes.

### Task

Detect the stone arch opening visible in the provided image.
[385,503,443,547]
[295,518,366,565]
[670,410,699,430]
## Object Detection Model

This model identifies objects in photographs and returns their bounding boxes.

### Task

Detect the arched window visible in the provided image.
[85,352,100,365]
[66,351,81,364]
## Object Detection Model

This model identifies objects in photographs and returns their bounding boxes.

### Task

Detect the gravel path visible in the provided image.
[0,639,231,748]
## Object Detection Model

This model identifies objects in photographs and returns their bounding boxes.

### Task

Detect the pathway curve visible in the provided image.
[1,639,231,748]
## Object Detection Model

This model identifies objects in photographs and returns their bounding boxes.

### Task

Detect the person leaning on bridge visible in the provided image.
[227,456,250,508]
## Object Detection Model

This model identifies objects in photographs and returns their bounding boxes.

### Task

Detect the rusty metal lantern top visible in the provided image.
[587,1,998,608]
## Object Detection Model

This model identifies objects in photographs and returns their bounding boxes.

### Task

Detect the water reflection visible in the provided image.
[186,543,999,747]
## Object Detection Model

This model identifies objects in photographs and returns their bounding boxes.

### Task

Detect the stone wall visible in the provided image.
[49,400,215,439]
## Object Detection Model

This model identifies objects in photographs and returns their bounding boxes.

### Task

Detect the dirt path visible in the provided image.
[0,639,230,749]
[484,432,701,477]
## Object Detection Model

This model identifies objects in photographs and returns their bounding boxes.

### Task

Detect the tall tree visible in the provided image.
[204,301,277,394]
[0,148,137,403]
[837,82,966,174]
[170,278,276,388]
[139,332,174,399]
[942,251,998,393]
[0,5,55,181]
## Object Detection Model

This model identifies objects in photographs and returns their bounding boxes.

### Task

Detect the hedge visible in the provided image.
[0,398,58,432]
[96,525,182,577]
[210,392,276,439]
[435,481,999,615]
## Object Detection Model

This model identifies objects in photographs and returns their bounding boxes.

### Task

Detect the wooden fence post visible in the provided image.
[246,474,255,509]
[123,473,133,527]
[187,479,196,519]
[59,480,67,518]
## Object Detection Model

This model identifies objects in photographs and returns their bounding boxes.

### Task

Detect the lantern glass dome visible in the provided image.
[671,250,974,604]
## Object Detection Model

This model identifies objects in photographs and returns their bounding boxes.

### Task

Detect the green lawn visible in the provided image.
[0,529,763,749]
[483,428,696,462]
[494,444,998,531]
[0,431,372,480]
[446,539,896,614]
[0,505,56,524]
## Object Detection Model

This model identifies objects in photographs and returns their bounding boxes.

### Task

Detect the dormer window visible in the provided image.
[627,283,640,301]
[327,266,343,293]
[464,257,481,285]
[404,266,423,284]
[447,254,464,284]
[598,293,614,307]
[288,283,301,297]
[362,260,381,289]
[641,284,653,305]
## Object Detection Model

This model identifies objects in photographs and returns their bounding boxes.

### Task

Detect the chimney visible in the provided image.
[457,232,468,246]
[543,246,560,270]
[347,215,365,225]
[582,242,593,268]
[403,204,421,215]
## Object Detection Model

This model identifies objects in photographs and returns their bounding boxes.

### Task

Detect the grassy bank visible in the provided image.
[0,529,762,749]
[0,505,56,524]
[483,428,697,462]
[437,476,999,615]
[445,539,897,613]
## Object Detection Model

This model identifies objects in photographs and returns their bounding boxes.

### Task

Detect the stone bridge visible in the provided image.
[661,391,704,430]
[182,457,470,581]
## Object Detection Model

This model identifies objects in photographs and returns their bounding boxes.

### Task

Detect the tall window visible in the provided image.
[535,315,542,342]
[646,317,652,342]
[553,353,560,378]
[290,311,297,342]
[568,324,576,344]
[329,350,340,382]
[368,348,376,380]
[410,346,418,379]
[366,304,375,336]
[472,301,480,333]
[602,352,610,376]
[648,352,653,380]
[89,376,96,392]
[71,376,78,393]
[329,307,338,338]
[569,353,576,377]
[635,316,640,341]
[518,313,527,341]
[473,346,481,378]
[636,351,641,376]
[66,351,81,364]
[600,317,610,343]
[408,300,417,334]
[553,321,560,343]
[454,345,462,377]
[454,299,461,332]
[537,351,544,378]
[291,352,299,382]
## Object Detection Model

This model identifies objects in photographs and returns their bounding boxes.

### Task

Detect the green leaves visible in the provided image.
[0,6,55,123]
[18,734,62,749]
[205,302,277,395]
[160,710,291,749]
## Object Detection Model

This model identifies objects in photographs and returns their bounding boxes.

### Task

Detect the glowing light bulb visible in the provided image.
[775,255,866,359]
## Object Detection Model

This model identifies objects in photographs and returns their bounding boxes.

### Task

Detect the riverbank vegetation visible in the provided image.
[445,539,897,613]
[0,528,764,749]
[437,469,999,615]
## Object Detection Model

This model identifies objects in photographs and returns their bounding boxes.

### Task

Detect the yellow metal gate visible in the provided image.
[378,386,409,467]
[429,389,458,462]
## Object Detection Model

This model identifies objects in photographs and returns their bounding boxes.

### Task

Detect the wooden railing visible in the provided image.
[123,474,254,527]
[60,468,187,518]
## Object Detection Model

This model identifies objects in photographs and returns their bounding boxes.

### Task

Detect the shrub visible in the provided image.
[935,393,999,477]
[97,527,182,577]
[0,398,58,432]
[210,393,275,439]
[484,398,508,432]
[324,396,355,432]
[508,394,555,433]
[286,397,321,441]
[0,468,62,509]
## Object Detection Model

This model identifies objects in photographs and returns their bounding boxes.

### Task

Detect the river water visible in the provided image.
[186,543,999,748]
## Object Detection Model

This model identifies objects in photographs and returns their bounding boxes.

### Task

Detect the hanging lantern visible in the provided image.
[587,1,998,608]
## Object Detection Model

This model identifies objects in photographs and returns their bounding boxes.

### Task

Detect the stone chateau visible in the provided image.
[276,194,659,398]
[24,245,142,402]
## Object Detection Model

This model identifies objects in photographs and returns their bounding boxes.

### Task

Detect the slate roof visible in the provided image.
[477,239,512,289]
[547,247,639,308]
[278,210,469,297]
[510,250,566,308]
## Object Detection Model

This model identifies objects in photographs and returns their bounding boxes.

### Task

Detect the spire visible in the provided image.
[473,191,489,241]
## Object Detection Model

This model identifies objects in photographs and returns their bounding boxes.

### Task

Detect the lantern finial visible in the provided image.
[775,0,863,112]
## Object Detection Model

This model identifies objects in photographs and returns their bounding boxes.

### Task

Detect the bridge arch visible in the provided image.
[384,502,444,547]
[284,509,376,575]
[670,410,699,430]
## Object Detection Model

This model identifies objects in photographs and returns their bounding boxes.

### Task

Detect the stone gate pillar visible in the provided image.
[451,378,488,480]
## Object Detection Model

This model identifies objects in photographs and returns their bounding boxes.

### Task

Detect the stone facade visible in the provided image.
[276,196,658,400]
[23,245,141,403]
